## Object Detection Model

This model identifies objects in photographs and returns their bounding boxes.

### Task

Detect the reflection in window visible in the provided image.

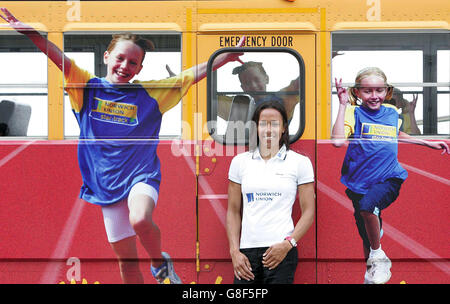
[0,51,48,137]
[332,32,450,136]
[63,34,182,138]
[209,51,304,145]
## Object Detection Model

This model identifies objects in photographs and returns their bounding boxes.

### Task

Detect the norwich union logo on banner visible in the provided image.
[90,97,138,126]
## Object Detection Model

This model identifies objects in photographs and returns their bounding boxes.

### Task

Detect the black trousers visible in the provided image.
[234,246,298,284]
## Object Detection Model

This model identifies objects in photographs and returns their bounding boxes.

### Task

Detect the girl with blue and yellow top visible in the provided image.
[332,67,449,284]
[1,8,243,284]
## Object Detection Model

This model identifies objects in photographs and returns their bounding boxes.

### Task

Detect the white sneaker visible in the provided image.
[366,250,392,284]
[364,268,374,284]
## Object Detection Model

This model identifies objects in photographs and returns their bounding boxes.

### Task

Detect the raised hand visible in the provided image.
[165,64,176,77]
[0,8,34,34]
[408,93,418,113]
[335,77,349,106]
[1,7,70,74]
[217,35,246,65]
[193,36,246,84]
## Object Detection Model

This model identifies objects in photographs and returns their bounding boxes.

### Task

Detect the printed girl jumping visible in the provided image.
[332,67,449,284]
[1,7,244,284]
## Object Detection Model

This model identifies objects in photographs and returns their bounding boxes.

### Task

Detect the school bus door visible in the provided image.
[196,33,316,284]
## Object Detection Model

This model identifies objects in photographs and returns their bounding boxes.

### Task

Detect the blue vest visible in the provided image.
[341,105,408,194]
[75,77,162,205]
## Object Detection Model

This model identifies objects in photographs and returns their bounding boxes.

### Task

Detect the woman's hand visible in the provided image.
[230,249,254,281]
[262,241,292,270]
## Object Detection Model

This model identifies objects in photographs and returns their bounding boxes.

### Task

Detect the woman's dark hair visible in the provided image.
[251,100,289,150]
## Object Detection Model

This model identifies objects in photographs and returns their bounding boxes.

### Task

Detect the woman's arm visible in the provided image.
[226,180,254,281]
[0,8,71,77]
[398,131,449,154]
[262,182,315,270]
[290,182,315,243]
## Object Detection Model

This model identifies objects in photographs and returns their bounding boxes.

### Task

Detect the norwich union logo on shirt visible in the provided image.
[361,123,396,140]
[246,192,281,203]
[90,97,138,126]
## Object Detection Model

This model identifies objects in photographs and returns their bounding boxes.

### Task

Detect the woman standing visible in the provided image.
[226,100,315,284]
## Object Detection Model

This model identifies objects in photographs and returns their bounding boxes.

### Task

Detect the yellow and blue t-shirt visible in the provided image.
[65,60,195,205]
[341,104,408,194]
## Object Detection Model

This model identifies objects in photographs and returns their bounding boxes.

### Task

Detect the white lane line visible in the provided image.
[318,181,449,275]
[39,198,85,284]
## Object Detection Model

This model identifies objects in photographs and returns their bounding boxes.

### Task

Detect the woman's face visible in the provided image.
[104,40,144,84]
[355,75,388,111]
[257,108,285,150]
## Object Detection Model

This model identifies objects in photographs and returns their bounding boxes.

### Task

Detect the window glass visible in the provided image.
[64,52,95,137]
[63,33,182,138]
[437,50,450,135]
[138,51,181,137]
[331,50,423,135]
[208,50,304,145]
[0,44,48,137]
[332,32,449,136]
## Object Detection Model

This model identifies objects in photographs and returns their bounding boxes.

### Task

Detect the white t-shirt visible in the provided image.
[228,145,314,249]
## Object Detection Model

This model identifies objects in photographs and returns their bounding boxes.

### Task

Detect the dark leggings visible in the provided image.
[234,246,298,284]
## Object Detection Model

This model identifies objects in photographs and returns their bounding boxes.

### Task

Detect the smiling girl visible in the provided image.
[332,67,449,284]
[1,8,243,284]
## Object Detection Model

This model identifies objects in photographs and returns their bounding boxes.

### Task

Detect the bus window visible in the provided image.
[64,52,95,137]
[332,32,450,136]
[437,50,450,135]
[208,50,304,145]
[63,33,182,139]
[0,34,48,137]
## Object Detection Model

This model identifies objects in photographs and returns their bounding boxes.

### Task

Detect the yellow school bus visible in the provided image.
[0,0,448,284]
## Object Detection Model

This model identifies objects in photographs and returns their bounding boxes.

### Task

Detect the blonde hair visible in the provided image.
[348,67,394,105]
[106,34,155,64]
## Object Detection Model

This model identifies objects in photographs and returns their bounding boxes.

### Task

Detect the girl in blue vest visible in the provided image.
[332,67,449,284]
[1,8,244,284]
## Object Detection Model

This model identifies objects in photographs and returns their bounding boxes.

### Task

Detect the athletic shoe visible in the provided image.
[366,250,392,284]
[363,268,374,284]
[151,252,182,284]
